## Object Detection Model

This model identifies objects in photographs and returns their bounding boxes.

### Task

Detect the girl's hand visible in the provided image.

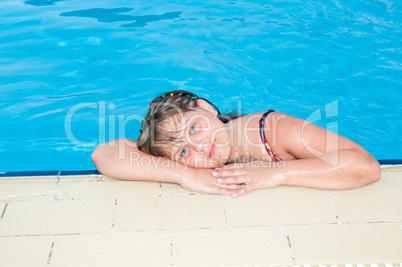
[212,161,282,197]
[179,168,245,195]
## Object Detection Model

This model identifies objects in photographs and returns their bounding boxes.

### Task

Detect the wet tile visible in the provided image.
[0,202,6,217]
[172,227,293,266]
[114,195,224,231]
[0,236,53,267]
[368,171,402,188]
[58,174,101,182]
[0,176,57,201]
[329,188,402,223]
[0,176,58,182]
[160,182,196,195]
[0,199,115,235]
[55,179,159,200]
[160,182,308,196]
[263,185,313,191]
[224,190,337,227]
[287,223,402,265]
[380,165,402,172]
[50,231,171,266]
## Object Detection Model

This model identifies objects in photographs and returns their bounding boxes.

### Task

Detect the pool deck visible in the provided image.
[0,165,401,266]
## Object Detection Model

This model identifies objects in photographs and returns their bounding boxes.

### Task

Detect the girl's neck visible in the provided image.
[226,113,266,164]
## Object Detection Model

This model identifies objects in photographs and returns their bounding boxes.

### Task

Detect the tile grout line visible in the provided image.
[111,199,118,233]
[283,224,295,265]
[326,190,341,224]
[221,196,228,228]
[51,171,61,201]
[0,202,9,222]
[46,236,56,267]
[170,230,173,267]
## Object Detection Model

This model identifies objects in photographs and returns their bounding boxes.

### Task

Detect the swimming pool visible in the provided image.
[1,0,401,173]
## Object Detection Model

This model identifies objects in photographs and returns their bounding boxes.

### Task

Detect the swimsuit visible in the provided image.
[259,110,281,162]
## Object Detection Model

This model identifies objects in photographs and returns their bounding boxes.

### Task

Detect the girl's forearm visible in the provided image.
[276,149,381,190]
[91,138,192,184]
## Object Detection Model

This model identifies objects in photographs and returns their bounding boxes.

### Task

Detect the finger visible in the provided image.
[220,163,244,170]
[230,186,252,198]
[211,186,232,195]
[216,177,249,185]
[216,183,245,190]
[212,169,246,178]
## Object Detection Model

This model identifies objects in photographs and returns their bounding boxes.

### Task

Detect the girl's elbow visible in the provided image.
[367,157,381,184]
[91,145,103,164]
[345,151,380,189]
[91,143,109,173]
[358,155,381,186]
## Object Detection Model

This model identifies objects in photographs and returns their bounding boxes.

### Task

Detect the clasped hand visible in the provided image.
[212,161,282,197]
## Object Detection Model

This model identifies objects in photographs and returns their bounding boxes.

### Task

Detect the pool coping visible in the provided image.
[1,159,401,177]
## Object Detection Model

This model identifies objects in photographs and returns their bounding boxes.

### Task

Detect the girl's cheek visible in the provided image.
[182,153,196,167]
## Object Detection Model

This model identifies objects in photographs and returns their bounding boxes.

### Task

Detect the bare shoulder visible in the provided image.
[264,111,367,159]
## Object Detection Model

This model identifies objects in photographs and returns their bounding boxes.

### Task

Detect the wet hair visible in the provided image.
[137,90,241,158]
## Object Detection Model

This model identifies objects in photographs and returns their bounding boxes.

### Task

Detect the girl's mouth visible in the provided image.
[209,141,216,158]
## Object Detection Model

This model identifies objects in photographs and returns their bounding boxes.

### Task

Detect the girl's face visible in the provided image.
[160,107,232,168]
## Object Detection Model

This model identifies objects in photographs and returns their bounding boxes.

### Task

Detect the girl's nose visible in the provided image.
[192,138,208,154]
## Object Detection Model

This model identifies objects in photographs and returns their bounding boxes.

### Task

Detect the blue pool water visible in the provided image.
[1,0,401,172]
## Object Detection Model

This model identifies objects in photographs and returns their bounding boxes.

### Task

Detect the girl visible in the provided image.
[91,90,380,197]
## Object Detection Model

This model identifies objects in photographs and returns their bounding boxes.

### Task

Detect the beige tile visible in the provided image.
[173,227,293,266]
[287,223,402,265]
[160,182,196,195]
[160,182,308,196]
[263,185,313,191]
[59,174,128,182]
[50,231,171,267]
[55,179,160,200]
[0,202,6,217]
[368,171,402,188]
[0,176,57,201]
[0,235,53,267]
[58,174,101,182]
[381,164,402,172]
[224,190,337,227]
[114,195,225,231]
[329,188,402,223]
[0,199,115,235]
[0,176,58,181]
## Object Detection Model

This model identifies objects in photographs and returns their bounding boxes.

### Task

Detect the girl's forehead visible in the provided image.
[160,107,213,133]
[163,112,189,130]
[158,112,190,141]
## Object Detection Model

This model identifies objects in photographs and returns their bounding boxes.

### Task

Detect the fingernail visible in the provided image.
[217,178,222,183]
[212,171,218,177]
[231,193,238,197]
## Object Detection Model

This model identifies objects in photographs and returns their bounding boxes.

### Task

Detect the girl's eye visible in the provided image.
[181,147,187,157]
[190,124,196,134]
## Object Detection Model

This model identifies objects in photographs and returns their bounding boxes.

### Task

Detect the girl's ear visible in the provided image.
[196,99,218,116]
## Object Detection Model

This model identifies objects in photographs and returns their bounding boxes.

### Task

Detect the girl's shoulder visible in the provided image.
[232,111,289,130]
[239,111,287,121]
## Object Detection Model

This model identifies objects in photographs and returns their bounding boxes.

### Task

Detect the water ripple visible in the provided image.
[25,0,65,6]
[60,8,183,28]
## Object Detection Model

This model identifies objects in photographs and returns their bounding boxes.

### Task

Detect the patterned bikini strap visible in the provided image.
[259,110,281,162]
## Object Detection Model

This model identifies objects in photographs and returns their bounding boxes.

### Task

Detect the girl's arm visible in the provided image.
[214,112,381,196]
[91,138,235,194]
[270,112,381,189]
